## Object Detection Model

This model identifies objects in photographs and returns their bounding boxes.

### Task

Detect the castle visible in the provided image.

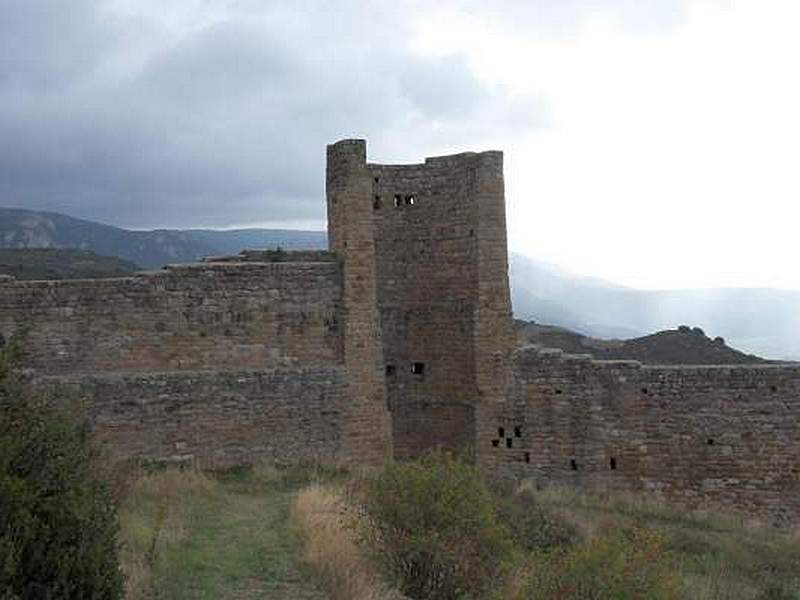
[2,139,799,523]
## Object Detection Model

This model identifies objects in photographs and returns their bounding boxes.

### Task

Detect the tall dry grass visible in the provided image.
[291,483,404,600]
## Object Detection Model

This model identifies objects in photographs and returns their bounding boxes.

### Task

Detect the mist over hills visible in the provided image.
[510,254,800,362]
[2,207,797,361]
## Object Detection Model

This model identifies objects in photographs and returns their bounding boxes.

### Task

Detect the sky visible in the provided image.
[1,0,798,291]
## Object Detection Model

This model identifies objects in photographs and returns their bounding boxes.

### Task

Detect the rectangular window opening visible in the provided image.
[610,457,617,470]
[411,362,425,375]
[385,364,396,377]
[393,194,402,208]
[570,459,578,471]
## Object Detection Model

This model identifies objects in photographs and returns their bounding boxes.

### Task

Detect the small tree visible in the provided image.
[358,451,515,600]
[0,336,124,599]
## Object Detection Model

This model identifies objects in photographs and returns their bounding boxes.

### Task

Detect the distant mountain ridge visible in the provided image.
[515,321,771,365]
[2,206,797,361]
[0,249,137,280]
[0,208,326,268]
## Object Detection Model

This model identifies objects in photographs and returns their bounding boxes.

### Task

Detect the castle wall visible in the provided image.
[363,150,513,458]
[484,347,800,523]
[0,260,343,375]
[35,367,351,468]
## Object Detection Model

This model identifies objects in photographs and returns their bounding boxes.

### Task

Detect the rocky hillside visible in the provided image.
[0,249,137,280]
[515,321,771,365]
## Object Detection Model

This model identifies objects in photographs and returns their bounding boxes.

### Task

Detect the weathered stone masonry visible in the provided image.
[1,138,799,522]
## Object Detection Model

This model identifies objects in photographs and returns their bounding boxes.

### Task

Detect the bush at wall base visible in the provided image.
[0,345,124,600]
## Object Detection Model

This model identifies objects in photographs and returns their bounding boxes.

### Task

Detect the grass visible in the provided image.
[525,483,800,600]
[117,461,800,600]
[119,464,338,599]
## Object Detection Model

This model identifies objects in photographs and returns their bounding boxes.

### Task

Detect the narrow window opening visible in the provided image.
[555,388,563,395]
[385,364,396,377]
[707,438,715,446]
[498,427,505,438]
[373,195,382,210]
[405,194,416,205]
[506,438,513,449]
[524,452,531,463]
[411,362,425,375]
[393,194,402,208]
[514,426,522,438]
[641,387,649,395]
[491,439,499,448]
[570,459,578,471]
[610,457,617,470]
[373,176,380,183]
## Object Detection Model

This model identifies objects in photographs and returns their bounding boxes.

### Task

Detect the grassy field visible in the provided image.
[119,463,800,600]
[119,465,331,600]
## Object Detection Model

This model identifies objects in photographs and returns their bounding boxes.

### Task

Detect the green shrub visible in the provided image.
[0,339,124,599]
[357,451,516,600]
[506,526,683,600]
[495,484,577,553]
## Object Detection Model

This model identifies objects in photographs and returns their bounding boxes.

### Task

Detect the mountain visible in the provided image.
[0,249,137,280]
[515,321,769,365]
[1,207,797,361]
[509,253,800,362]
[0,208,326,268]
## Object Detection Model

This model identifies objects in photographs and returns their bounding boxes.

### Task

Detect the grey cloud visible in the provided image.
[0,1,549,228]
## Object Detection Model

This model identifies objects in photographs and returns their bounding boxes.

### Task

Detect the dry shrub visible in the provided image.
[503,526,684,600]
[291,483,402,600]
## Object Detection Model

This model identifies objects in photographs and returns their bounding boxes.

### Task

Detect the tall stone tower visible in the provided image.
[326,139,514,460]
[326,139,393,464]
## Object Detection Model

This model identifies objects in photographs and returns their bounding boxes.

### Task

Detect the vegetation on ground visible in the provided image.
[0,336,124,599]
[119,464,338,600]
[291,454,800,600]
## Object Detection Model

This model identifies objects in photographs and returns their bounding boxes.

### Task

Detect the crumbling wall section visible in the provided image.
[487,346,800,522]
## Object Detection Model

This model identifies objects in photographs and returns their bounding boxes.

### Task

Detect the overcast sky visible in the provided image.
[2,0,797,290]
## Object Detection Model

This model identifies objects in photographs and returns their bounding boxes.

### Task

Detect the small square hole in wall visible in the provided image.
[374,176,380,183]
[707,438,715,446]
[393,194,402,208]
[506,438,513,449]
[770,385,778,393]
[641,387,649,395]
[385,364,396,377]
[555,388,563,395]
[610,457,617,470]
[514,426,522,438]
[411,362,425,375]
[491,439,499,448]
[405,194,416,205]
[498,427,505,438]
[570,459,578,471]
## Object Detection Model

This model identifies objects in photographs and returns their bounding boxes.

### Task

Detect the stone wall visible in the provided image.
[484,346,800,523]
[36,367,351,468]
[341,144,513,458]
[0,260,343,375]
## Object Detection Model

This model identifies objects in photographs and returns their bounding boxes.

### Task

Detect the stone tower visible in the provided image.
[326,139,514,460]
